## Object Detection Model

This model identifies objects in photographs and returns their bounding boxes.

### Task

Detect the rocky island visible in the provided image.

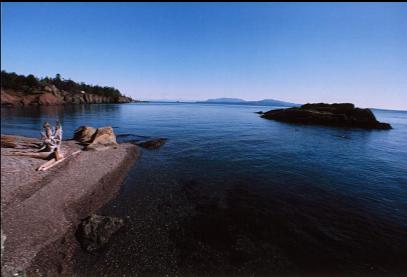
[1,71,133,106]
[260,103,392,130]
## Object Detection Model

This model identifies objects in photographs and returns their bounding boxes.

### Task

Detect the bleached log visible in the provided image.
[4,151,53,159]
[54,120,62,146]
[5,121,64,162]
[37,150,81,171]
[37,158,56,171]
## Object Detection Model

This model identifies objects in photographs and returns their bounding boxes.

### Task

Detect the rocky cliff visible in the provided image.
[1,85,133,106]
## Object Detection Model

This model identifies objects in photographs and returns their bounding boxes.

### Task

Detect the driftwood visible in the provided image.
[4,151,54,159]
[1,135,41,149]
[37,150,81,171]
[38,121,62,153]
[5,121,78,171]
[1,138,17,148]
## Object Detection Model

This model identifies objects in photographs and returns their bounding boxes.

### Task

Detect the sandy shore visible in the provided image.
[1,135,139,276]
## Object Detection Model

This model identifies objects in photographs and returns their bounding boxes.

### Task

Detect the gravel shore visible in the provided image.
[1,135,139,276]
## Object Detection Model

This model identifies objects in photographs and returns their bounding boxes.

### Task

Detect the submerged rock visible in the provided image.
[135,138,167,149]
[261,103,392,130]
[76,214,124,253]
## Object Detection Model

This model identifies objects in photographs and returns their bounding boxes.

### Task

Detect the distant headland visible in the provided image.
[197,98,298,107]
[1,71,134,106]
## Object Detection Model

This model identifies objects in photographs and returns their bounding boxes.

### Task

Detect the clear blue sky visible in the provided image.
[1,3,406,109]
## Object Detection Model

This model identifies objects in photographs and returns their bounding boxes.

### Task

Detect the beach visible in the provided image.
[1,135,139,275]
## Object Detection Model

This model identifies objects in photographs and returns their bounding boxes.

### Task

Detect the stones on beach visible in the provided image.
[261,103,392,130]
[86,127,117,150]
[73,127,166,150]
[73,126,117,150]
[73,126,97,143]
[76,214,124,253]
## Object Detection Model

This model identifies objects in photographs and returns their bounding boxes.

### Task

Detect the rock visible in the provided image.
[135,138,167,149]
[116,96,133,103]
[255,111,263,114]
[73,126,97,143]
[73,126,118,150]
[37,93,64,105]
[1,90,21,106]
[76,214,124,253]
[44,86,53,93]
[86,127,117,150]
[44,84,59,95]
[1,88,133,106]
[261,103,392,130]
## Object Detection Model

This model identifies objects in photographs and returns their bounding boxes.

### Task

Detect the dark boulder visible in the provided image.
[76,214,124,253]
[261,103,392,130]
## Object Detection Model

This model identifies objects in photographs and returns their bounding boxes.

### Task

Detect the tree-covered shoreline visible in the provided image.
[1,70,125,98]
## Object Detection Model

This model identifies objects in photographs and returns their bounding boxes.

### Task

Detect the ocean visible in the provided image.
[2,103,407,275]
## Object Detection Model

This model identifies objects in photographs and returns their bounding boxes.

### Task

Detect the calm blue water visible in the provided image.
[2,103,407,274]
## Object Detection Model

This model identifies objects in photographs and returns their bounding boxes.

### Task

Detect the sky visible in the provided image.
[1,3,406,110]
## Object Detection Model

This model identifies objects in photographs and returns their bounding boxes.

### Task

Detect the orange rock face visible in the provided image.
[1,89,132,106]
[38,93,64,105]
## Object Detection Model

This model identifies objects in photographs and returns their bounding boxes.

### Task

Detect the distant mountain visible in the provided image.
[199,98,298,107]
[250,99,299,107]
[204,98,246,103]
[145,99,196,103]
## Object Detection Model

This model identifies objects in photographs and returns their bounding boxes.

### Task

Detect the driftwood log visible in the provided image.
[4,121,73,171]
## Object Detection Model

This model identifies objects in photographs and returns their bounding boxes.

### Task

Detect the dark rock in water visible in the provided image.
[116,134,133,138]
[135,138,167,149]
[255,111,264,114]
[76,214,124,253]
[261,103,392,130]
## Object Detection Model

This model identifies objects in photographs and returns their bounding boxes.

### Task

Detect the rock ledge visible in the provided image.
[261,103,392,130]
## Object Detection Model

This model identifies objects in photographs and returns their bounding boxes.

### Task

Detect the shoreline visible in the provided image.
[1,135,140,276]
[1,89,133,107]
